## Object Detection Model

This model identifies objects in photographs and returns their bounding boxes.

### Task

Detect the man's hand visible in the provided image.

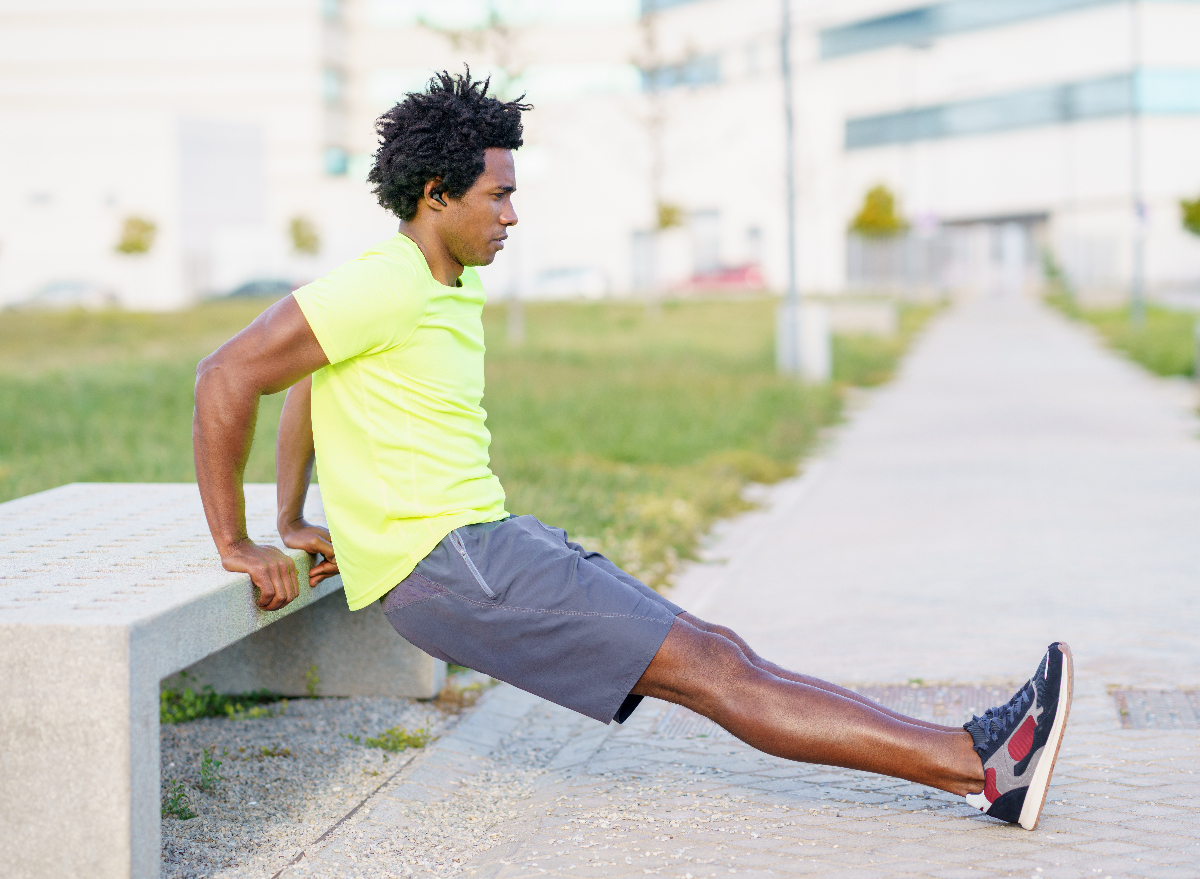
[220,539,301,610]
[280,519,340,587]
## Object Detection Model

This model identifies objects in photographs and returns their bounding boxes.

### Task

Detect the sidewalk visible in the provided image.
[284,298,1200,879]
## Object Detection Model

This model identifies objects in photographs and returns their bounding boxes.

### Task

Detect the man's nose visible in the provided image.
[502,205,518,227]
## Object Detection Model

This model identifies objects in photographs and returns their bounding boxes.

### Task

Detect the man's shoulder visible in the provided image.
[318,234,427,294]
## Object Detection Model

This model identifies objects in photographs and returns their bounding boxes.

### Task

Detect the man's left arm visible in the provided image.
[276,374,339,587]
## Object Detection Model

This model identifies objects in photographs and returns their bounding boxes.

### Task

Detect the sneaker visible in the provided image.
[963,642,1073,830]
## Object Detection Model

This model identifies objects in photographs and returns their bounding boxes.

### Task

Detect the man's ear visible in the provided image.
[424,179,449,209]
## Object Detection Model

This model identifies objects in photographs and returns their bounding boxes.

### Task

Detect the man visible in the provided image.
[193,71,1071,831]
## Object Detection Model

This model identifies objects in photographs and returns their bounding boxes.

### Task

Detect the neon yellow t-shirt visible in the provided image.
[291,233,508,610]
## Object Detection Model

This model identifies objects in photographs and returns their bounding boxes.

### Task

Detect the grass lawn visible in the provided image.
[1046,293,1197,378]
[0,296,937,588]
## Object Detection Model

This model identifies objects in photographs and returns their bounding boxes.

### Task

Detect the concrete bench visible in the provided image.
[0,483,445,879]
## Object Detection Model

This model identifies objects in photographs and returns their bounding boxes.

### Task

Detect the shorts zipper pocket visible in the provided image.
[449,530,496,598]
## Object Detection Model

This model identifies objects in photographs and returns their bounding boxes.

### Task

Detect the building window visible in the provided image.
[641,0,704,12]
[821,0,1113,59]
[323,68,345,105]
[642,54,720,91]
[324,147,349,175]
[845,69,1200,149]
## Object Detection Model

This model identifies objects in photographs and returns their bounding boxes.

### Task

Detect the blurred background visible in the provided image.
[3,0,1199,308]
[2,0,1199,587]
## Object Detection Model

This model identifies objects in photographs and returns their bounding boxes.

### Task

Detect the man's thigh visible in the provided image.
[380,515,681,724]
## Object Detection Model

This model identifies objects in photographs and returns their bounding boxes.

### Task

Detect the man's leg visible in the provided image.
[678,612,960,733]
[631,617,986,796]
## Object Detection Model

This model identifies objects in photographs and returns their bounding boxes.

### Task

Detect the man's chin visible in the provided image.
[461,252,498,268]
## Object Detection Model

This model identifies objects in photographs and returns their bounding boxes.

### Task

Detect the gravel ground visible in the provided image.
[159,675,491,879]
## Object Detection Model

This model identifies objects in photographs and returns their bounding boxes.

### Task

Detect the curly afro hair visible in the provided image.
[368,69,532,221]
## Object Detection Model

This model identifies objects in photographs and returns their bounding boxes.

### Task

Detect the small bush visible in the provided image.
[115,216,157,254]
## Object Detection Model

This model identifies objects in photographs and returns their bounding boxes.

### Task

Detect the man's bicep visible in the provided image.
[215,295,330,395]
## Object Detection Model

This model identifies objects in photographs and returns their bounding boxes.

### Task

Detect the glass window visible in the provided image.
[324,147,349,176]
[822,0,1112,59]
[842,70,1188,149]
[641,54,720,91]
[323,68,345,105]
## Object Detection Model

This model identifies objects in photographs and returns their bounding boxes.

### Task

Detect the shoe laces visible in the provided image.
[972,682,1033,742]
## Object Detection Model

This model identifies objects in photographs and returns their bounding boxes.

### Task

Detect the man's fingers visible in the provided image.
[308,558,339,586]
[278,557,297,607]
[255,571,277,608]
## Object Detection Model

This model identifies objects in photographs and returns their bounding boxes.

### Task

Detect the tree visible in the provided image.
[114,216,157,254]
[289,216,320,255]
[849,185,908,238]
[1181,193,1200,237]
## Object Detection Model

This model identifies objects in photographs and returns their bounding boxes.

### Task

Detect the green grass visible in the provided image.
[0,296,936,589]
[832,303,943,387]
[0,298,286,501]
[1047,293,1197,378]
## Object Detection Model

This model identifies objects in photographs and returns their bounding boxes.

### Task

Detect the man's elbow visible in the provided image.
[195,351,242,405]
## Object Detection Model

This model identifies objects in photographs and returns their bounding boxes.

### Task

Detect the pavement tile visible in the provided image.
[1075,840,1151,856]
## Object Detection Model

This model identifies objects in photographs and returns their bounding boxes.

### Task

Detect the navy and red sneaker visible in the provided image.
[963,642,1073,830]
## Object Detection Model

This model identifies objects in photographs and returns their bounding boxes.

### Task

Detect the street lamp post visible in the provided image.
[1129,0,1146,329]
[777,0,802,376]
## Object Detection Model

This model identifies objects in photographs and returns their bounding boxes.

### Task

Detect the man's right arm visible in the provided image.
[193,295,329,611]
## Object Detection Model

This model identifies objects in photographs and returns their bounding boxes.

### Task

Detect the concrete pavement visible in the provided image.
[281,297,1200,879]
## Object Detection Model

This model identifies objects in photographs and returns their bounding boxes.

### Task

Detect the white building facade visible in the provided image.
[651,0,1200,301]
[2,0,1198,308]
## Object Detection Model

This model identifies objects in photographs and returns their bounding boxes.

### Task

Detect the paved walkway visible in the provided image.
[286,298,1200,879]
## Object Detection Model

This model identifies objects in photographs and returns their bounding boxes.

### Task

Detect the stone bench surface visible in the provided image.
[0,483,442,879]
[0,482,338,679]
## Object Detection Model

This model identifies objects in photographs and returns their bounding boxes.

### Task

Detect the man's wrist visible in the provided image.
[277,514,305,536]
[216,534,253,557]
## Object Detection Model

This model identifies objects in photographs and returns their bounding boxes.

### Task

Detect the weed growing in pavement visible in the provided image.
[160,673,284,724]
[346,726,432,753]
[435,679,489,714]
[162,780,196,820]
[198,747,225,791]
[305,664,321,698]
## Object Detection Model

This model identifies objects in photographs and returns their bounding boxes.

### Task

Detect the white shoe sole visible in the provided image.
[1017,642,1073,830]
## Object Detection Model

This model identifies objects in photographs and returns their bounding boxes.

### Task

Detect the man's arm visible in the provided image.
[275,375,340,588]
[193,295,329,610]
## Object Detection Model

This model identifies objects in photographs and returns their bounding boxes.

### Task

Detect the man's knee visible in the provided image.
[680,612,757,659]
[635,620,762,707]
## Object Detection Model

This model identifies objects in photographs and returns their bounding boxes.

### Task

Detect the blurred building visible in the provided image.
[2,0,1199,308]
[651,0,1200,302]
[0,0,646,309]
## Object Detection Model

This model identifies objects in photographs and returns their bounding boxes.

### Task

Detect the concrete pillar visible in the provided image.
[777,300,832,382]
[0,628,159,879]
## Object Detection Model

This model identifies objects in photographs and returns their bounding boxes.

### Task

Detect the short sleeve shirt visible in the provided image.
[292,233,508,610]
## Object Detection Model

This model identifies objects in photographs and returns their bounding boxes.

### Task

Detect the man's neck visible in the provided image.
[398,221,464,288]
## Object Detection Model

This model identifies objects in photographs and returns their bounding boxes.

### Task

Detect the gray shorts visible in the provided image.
[380,515,684,724]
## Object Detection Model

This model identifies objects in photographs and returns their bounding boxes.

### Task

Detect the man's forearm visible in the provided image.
[277,375,316,532]
[193,357,261,555]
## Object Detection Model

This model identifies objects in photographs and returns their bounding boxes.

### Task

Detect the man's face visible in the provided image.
[441,147,518,267]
